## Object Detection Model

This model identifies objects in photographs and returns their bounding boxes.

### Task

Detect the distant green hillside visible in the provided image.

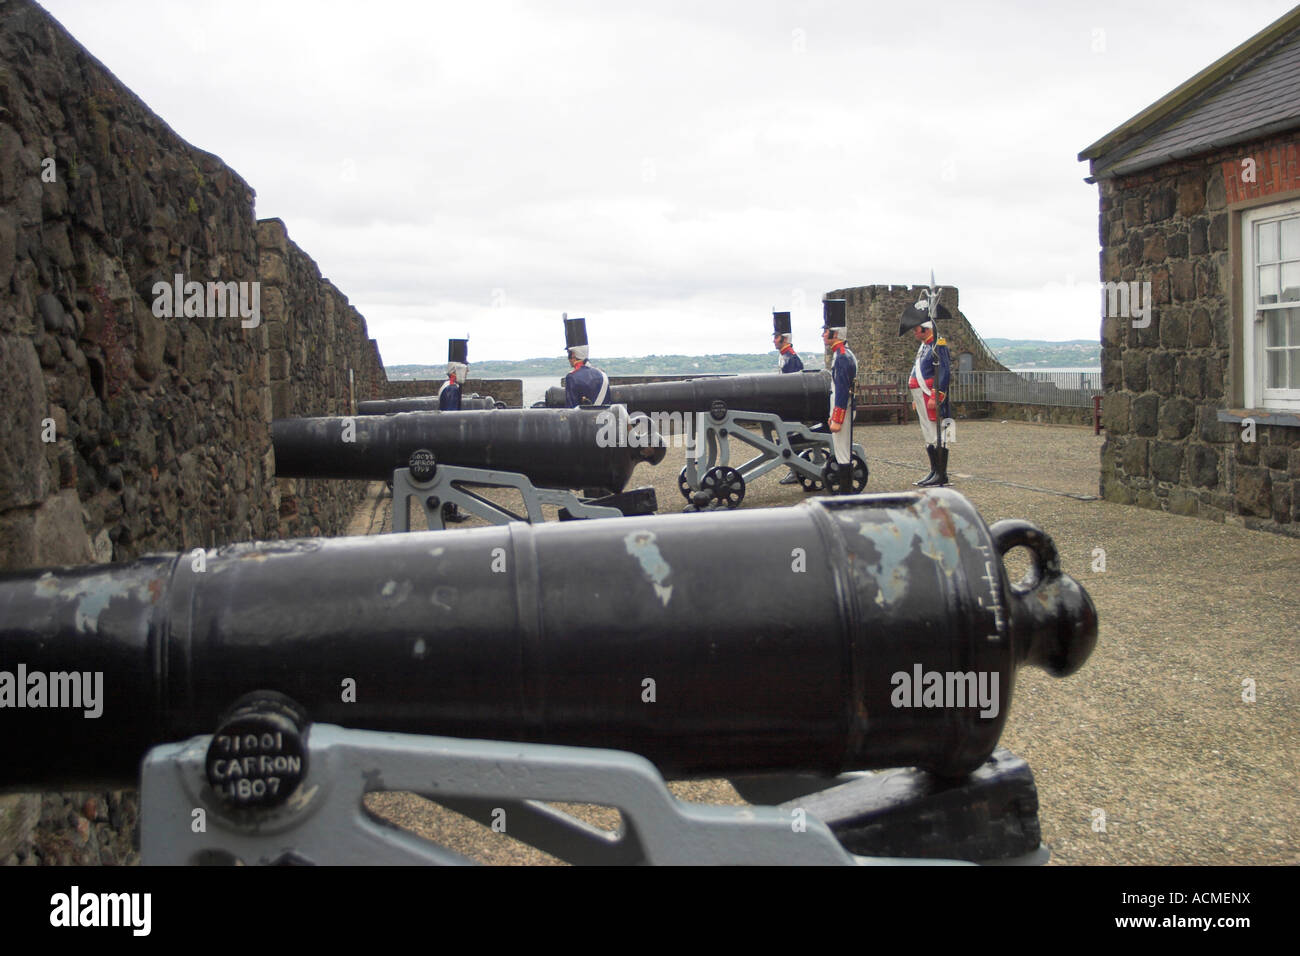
[983,339,1100,368]
[386,339,1100,380]
[388,353,781,380]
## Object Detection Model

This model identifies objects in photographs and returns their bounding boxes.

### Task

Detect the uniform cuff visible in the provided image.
[831,407,846,425]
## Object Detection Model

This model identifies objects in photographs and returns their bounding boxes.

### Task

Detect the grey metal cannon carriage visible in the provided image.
[544,371,870,509]
[0,489,1096,865]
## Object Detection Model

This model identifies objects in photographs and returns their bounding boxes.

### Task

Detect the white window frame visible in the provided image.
[1242,199,1300,411]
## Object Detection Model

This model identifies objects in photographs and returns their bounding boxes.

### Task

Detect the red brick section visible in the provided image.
[1222,141,1300,203]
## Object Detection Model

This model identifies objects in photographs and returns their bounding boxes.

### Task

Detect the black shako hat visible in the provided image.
[773,311,793,336]
[822,299,847,330]
[447,338,468,364]
[563,316,588,352]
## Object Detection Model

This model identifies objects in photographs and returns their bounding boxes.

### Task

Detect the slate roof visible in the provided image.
[1080,6,1300,181]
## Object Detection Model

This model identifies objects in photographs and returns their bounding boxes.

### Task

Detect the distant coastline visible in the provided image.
[387,339,1100,382]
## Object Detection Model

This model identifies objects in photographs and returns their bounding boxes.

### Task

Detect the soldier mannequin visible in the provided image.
[822,299,857,495]
[774,310,804,484]
[439,338,470,522]
[438,338,469,411]
[908,319,951,486]
[773,311,804,374]
[562,316,610,407]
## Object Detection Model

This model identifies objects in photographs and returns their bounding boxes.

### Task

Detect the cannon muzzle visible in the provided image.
[546,371,832,421]
[271,407,665,491]
[0,489,1095,791]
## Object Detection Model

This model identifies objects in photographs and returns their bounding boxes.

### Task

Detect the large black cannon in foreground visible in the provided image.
[273,407,666,529]
[548,371,868,509]
[0,489,1095,861]
[0,490,1095,863]
[357,395,501,414]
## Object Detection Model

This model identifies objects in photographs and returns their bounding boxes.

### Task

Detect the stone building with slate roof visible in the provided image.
[1080,6,1300,536]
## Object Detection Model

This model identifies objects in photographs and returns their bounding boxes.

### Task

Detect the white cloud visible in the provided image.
[38,0,1299,362]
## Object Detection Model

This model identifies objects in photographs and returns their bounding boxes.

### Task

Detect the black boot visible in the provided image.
[931,446,949,487]
[839,463,855,495]
[914,445,937,486]
[918,445,946,487]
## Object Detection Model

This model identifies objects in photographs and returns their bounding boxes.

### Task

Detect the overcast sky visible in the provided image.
[37,0,1300,364]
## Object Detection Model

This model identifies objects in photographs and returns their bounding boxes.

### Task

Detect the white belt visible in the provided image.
[912,353,932,397]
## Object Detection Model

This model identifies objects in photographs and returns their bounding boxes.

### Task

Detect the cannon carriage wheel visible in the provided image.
[796,447,828,493]
[677,466,695,502]
[822,454,869,495]
[701,465,746,509]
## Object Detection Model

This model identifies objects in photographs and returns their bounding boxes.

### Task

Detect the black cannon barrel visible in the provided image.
[357,396,499,414]
[545,371,832,421]
[0,489,1096,790]
[271,407,664,491]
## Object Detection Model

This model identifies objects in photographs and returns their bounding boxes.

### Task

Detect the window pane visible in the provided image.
[1291,349,1300,389]
[1282,216,1300,260]
[1258,220,1279,263]
[1267,348,1285,387]
[1289,308,1300,346]
[1266,311,1285,347]
[1258,264,1279,303]
[1283,261,1300,302]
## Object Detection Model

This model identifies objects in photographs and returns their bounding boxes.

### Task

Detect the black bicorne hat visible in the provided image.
[897,300,952,336]
[822,299,847,329]
[773,311,792,336]
[448,338,468,364]
[563,316,588,352]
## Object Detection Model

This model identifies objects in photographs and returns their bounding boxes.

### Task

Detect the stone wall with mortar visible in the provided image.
[1096,131,1300,535]
[258,218,387,539]
[0,0,388,862]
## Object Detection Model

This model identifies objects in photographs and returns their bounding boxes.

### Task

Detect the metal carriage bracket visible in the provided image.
[679,406,867,504]
[141,725,1046,866]
[390,464,640,531]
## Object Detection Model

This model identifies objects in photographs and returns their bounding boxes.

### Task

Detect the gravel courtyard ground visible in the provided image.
[355,419,1299,865]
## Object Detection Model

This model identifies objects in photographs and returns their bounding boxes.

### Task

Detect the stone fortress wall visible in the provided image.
[0,0,454,863]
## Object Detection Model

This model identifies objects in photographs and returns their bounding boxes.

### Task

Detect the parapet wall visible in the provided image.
[0,0,387,863]
[382,376,523,407]
[258,218,388,538]
[957,401,1097,428]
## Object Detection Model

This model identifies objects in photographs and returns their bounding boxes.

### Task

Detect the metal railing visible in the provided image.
[856,370,1102,408]
[955,370,1101,407]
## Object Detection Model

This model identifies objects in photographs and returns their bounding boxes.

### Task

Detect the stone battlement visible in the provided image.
[823,284,1007,376]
